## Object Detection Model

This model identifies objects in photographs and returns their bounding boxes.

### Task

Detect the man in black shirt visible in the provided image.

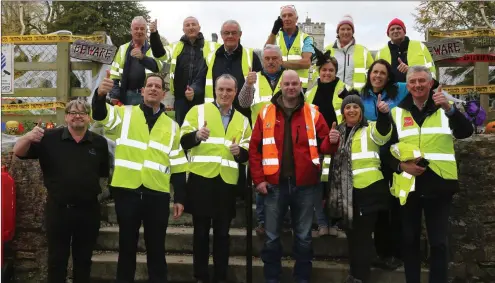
[14,98,109,283]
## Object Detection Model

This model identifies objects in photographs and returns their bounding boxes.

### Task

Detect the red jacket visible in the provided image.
[249,97,338,187]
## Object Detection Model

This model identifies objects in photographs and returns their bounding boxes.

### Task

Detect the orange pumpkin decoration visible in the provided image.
[485,121,495,134]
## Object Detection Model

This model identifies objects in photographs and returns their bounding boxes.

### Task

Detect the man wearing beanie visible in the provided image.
[265,5,314,91]
[375,18,436,83]
[323,15,374,90]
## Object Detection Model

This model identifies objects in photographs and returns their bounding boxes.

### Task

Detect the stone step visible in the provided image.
[102,202,310,228]
[91,253,428,283]
[96,226,350,258]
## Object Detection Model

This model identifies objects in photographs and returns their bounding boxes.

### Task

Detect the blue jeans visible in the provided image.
[125,89,143,105]
[262,180,315,283]
[313,182,329,228]
[256,192,265,224]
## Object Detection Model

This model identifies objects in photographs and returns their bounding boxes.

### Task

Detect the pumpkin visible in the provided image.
[485,121,495,134]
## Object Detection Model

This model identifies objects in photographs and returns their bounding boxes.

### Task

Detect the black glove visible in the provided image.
[271,17,283,35]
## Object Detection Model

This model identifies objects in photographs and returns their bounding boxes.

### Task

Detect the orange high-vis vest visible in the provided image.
[260,103,320,176]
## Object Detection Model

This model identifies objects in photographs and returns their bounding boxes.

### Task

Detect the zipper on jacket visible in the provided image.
[140,191,143,200]
[296,126,300,143]
[347,54,350,66]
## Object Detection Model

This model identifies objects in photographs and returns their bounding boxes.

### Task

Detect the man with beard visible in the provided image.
[109,16,163,105]
[93,72,188,282]
[150,16,219,125]
[13,98,109,283]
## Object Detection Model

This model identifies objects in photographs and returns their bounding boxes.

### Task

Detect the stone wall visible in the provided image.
[450,134,495,282]
[2,134,495,282]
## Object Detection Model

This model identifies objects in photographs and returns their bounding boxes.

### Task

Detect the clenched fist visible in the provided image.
[329,122,340,144]
[98,70,113,97]
[246,68,257,86]
[130,47,144,60]
[376,94,390,114]
[149,19,157,33]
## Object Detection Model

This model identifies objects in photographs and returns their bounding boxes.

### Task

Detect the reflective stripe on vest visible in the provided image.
[351,127,380,176]
[277,31,310,85]
[260,103,319,175]
[251,72,282,123]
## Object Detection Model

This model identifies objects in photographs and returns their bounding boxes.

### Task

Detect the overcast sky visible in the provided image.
[143,1,423,51]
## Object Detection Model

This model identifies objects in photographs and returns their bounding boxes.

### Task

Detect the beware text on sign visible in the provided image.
[424,38,465,62]
[70,40,117,65]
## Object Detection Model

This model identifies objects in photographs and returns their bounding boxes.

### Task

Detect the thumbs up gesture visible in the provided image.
[397,57,409,74]
[28,118,45,143]
[432,85,451,111]
[149,19,158,33]
[229,136,240,156]
[196,121,210,142]
[246,67,257,86]
[185,85,194,101]
[376,93,390,114]
[97,69,114,97]
[329,122,340,144]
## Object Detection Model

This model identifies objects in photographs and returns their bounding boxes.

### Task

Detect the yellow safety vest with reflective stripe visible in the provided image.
[180,103,252,185]
[250,71,283,124]
[110,42,163,80]
[389,142,424,205]
[204,47,253,103]
[96,104,188,193]
[391,107,457,181]
[304,79,345,181]
[161,40,220,93]
[344,123,392,188]
[276,30,310,88]
[323,44,373,90]
[375,40,436,79]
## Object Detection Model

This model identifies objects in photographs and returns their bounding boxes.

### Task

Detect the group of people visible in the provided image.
[13,5,475,283]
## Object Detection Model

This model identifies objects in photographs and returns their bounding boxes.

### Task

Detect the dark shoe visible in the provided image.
[344,275,362,283]
[372,256,403,271]
[255,223,265,236]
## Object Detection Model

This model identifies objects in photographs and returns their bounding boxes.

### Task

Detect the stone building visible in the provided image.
[297,16,325,49]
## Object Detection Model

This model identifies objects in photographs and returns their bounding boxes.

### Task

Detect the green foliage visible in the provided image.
[413,1,495,33]
[47,1,150,47]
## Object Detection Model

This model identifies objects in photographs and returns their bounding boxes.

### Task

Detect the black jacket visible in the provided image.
[388,36,410,83]
[209,44,263,123]
[150,31,207,105]
[383,90,474,197]
[91,91,186,203]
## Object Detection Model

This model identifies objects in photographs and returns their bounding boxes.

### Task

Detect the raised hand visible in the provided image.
[229,136,240,156]
[271,16,283,35]
[28,119,44,143]
[246,68,257,86]
[130,47,144,60]
[397,57,409,74]
[432,85,451,111]
[98,70,114,97]
[329,122,340,144]
[185,85,194,101]
[149,19,157,33]
[196,121,210,141]
[376,93,390,114]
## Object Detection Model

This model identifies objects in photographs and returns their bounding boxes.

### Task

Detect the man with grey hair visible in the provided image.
[383,65,473,283]
[13,98,109,283]
[204,19,263,123]
[238,44,285,236]
[109,16,163,105]
[266,5,314,91]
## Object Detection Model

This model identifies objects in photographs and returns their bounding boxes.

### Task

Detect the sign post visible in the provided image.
[1,44,14,95]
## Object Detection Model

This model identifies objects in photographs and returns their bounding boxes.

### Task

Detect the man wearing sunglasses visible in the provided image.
[266,5,314,92]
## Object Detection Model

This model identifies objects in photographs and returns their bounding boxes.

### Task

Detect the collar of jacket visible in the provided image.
[388,36,410,51]
[180,32,205,46]
[140,102,165,117]
[333,38,356,49]
[398,88,439,115]
[270,89,305,111]
[216,43,243,57]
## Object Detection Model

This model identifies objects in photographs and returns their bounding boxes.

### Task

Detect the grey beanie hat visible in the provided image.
[341,94,364,116]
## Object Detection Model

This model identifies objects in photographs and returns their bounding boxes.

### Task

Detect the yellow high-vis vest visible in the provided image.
[110,42,163,81]
[180,103,252,185]
[276,30,311,88]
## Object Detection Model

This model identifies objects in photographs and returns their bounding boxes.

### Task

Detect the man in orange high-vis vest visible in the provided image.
[248,70,338,283]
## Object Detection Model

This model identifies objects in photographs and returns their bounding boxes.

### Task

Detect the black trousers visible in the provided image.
[193,214,231,283]
[112,188,170,283]
[45,197,100,283]
[402,193,452,283]
[374,195,402,258]
[345,210,378,283]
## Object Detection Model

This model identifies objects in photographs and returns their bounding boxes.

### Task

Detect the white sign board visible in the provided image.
[1,44,14,94]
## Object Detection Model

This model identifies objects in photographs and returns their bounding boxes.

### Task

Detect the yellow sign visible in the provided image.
[443,85,495,95]
[1,34,105,44]
[428,29,495,38]
[2,102,66,112]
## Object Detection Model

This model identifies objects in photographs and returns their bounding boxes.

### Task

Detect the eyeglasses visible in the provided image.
[221,31,239,37]
[280,4,296,11]
[67,111,88,117]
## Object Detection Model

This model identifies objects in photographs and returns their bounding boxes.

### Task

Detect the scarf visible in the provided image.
[328,121,366,229]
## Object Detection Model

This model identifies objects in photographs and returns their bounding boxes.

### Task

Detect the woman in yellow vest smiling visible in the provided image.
[323,15,374,90]
[180,74,251,283]
[304,46,349,237]
[327,91,392,283]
